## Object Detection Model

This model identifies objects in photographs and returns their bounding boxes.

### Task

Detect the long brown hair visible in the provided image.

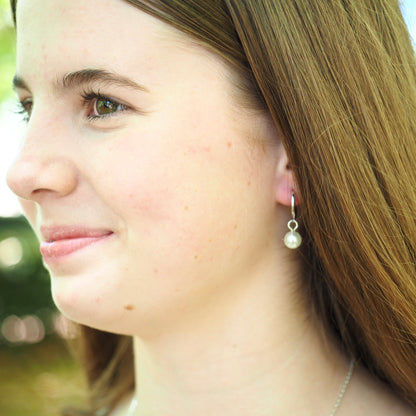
[11,0,416,413]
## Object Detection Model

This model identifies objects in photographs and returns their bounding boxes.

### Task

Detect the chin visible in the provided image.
[51,281,112,329]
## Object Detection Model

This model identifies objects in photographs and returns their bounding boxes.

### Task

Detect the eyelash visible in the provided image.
[81,88,129,121]
[15,90,129,123]
[15,99,32,122]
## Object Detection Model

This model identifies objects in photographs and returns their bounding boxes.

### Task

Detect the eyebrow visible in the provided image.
[13,68,149,93]
[12,75,28,91]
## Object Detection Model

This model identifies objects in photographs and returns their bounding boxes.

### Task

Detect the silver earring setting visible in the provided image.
[284,192,302,249]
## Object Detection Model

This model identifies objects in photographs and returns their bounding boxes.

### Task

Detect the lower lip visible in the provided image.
[40,234,113,263]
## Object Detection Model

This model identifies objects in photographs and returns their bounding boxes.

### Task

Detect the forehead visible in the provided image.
[15,0,188,85]
[17,0,143,47]
[16,0,165,38]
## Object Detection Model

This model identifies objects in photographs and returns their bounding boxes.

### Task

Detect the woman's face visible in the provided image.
[8,0,284,335]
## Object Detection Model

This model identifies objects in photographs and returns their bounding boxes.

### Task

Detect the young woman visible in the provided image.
[7,0,416,415]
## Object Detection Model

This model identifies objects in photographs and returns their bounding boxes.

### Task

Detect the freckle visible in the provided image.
[208,239,212,243]
[124,305,134,311]
[227,142,232,148]
[185,206,189,210]
[194,255,199,260]
[247,181,251,186]
[154,268,159,273]
[234,225,238,230]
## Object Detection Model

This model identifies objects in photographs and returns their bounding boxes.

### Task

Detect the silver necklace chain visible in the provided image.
[330,359,355,416]
[125,359,355,416]
[126,396,138,416]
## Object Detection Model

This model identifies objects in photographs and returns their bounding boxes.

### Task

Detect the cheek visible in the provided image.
[93,121,218,218]
[91,140,215,259]
[97,142,180,223]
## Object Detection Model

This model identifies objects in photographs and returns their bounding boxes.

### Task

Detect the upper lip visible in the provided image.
[40,226,114,242]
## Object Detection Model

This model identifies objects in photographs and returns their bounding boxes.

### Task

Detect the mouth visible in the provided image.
[39,226,114,262]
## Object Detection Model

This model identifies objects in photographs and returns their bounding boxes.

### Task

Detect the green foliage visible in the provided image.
[0,337,87,415]
[0,0,15,102]
[0,216,57,344]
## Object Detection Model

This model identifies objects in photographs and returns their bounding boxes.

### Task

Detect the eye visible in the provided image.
[15,98,33,122]
[95,98,120,115]
[82,90,129,120]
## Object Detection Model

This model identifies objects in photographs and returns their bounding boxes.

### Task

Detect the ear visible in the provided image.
[274,146,300,207]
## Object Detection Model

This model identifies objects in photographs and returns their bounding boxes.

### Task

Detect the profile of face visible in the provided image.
[8,0,292,337]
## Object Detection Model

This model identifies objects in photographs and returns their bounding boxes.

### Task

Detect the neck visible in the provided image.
[130,262,350,416]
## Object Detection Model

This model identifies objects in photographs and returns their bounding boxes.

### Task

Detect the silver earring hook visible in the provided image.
[291,192,296,220]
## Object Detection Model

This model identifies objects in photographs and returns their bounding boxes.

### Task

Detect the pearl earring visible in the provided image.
[284,192,302,249]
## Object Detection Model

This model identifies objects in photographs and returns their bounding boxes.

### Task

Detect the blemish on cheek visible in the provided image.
[124,304,135,311]
[234,225,238,230]
[247,181,252,186]
[227,142,233,149]
[185,206,189,211]
[153,268,159,274]
[194,255,199,260]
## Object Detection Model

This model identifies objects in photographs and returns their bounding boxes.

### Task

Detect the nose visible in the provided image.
[6,123,78,203]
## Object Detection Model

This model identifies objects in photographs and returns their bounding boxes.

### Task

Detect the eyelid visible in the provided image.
[15,97,33,123]
[80,88,136,122]
[80,88,126,106]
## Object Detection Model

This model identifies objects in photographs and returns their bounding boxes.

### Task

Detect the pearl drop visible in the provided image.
[284,230,302,249]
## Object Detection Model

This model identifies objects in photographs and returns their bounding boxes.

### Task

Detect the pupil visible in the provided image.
[97,99,116,115]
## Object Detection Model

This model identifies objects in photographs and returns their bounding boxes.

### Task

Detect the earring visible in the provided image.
[284,192,302,249]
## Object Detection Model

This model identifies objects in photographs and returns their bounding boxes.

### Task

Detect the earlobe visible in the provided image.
[274,148,300,207]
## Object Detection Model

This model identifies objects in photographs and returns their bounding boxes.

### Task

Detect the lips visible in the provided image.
[39,226,113,262]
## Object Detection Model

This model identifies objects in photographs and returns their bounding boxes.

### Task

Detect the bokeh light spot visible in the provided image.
[0,236,23,268]
[1,314,46,344]
[1,315,25,343]
[22,315,46,343]
[53,313,77,339]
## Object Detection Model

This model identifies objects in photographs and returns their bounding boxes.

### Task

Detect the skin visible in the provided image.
[7,0,416,415]
[9,0,296,340]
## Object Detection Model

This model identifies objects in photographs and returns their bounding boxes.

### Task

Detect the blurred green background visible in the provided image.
[0,0,14,102]
[0,1,86,414]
